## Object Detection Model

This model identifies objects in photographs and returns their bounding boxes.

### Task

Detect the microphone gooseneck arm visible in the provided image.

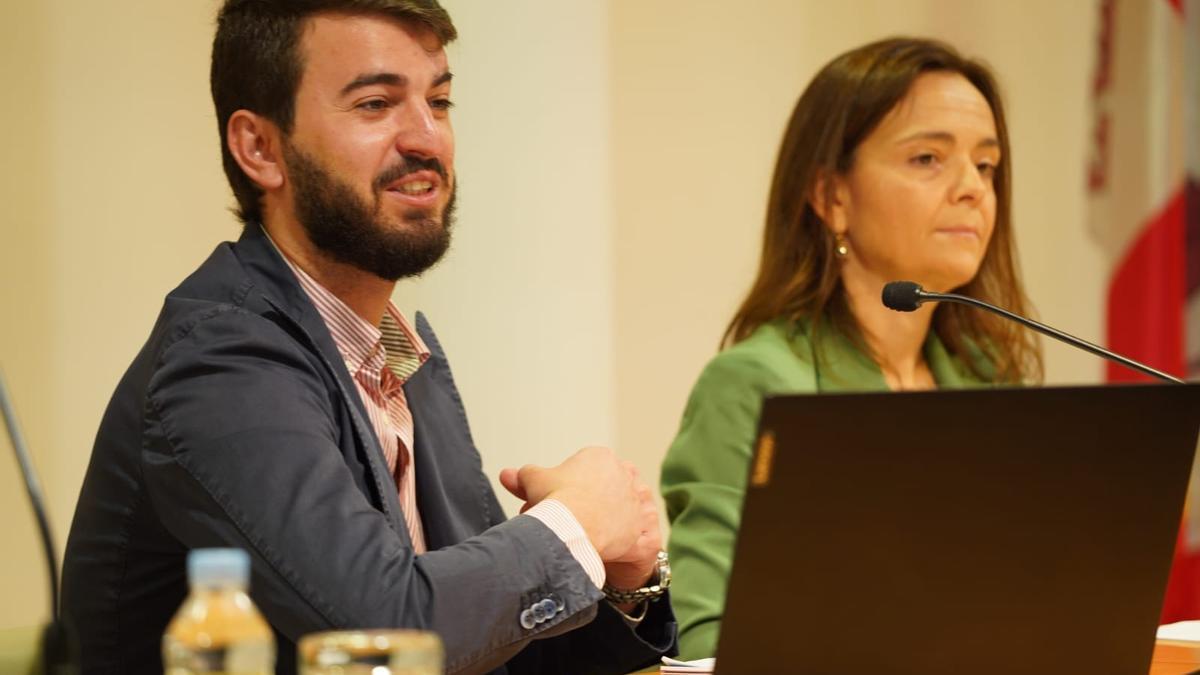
[0,371,61,621]
[882,282,1184,385]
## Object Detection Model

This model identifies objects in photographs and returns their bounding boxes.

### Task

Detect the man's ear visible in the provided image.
[809,169,849,236]
[227,110,285,191]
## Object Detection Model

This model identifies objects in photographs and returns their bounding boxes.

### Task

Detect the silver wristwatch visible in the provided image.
[603,550,671,604]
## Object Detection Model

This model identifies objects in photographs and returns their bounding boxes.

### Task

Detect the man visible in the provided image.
[61,1,676,673]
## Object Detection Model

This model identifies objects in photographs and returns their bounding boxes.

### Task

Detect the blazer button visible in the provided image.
[549,593,565,612]
[520,608,536,630]
[539,598,557,617]
[531,602,547,623]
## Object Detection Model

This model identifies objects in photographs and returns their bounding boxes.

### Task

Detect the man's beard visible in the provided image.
[283,141,456,282]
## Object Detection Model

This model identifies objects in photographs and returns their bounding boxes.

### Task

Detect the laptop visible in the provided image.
[714,384,1200,675]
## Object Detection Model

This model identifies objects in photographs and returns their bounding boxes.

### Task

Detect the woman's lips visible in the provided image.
[935,226,981,239]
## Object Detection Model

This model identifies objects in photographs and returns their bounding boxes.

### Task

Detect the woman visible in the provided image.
[660,37,1044,659]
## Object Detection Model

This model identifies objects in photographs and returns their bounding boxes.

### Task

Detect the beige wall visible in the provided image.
[0,0,1104,631]
[413,0,619,513]
[0,0,233,630]
[1,0,55,633]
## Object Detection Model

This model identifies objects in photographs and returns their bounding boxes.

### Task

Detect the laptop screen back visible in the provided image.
[715,384,1200,675]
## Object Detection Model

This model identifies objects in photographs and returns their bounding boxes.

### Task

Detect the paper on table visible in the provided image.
[1157,621,1200,643]
[660,656,716,674]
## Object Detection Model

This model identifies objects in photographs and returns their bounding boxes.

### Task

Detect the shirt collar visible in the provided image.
[261,226,431,383]
[789,319,987,392]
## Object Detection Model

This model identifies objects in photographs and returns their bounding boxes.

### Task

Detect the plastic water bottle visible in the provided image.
[163,548,276,674]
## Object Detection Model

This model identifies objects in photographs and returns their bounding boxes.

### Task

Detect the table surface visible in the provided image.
[636,638,1200,674]
[1150,639,1200,675]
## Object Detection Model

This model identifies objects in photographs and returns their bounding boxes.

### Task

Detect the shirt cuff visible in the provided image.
[525,499,606,589]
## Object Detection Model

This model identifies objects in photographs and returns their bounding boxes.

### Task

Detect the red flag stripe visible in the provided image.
[1105,187,1187,383]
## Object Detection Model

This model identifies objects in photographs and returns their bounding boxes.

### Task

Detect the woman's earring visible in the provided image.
[835,233,850,258]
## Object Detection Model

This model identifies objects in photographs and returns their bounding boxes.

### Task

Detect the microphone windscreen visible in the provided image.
[882,281,923,312]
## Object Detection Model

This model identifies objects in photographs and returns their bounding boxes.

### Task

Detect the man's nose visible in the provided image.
[393,99,447,159]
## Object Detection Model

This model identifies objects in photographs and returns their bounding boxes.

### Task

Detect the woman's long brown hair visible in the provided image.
[723,37,1042,383]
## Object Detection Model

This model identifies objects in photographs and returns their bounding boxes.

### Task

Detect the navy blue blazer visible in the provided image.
[62,227,675,674]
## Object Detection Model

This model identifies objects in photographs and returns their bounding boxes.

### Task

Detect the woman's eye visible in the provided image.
[977,162,997,179]
[910,153,938,167]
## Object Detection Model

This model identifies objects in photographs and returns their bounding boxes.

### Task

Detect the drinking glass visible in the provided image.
[298,629,443,675]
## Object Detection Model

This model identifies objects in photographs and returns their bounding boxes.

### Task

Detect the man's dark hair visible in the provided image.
[211,0,456,226]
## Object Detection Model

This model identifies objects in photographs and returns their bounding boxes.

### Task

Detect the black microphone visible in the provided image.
[1,371,79,673]
[881,280,1184,384]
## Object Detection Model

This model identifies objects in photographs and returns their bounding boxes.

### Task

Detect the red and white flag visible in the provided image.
[1089,0,1200,622]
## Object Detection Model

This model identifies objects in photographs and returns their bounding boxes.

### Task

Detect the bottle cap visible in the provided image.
[187,548,250,588]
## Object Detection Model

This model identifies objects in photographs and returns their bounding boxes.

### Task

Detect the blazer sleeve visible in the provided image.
[659,347,800,660]
[140,305,601,675]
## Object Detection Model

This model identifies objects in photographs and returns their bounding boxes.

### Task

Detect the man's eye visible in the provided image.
[431,98,455,111]
[357,99,391,112]
[910,153,938,167]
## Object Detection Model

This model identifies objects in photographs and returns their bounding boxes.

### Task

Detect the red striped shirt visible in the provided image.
[267,235,603,586]
[282,255,430,553]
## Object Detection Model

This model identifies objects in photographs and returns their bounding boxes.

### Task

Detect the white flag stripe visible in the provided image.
[1088,0,1191,260]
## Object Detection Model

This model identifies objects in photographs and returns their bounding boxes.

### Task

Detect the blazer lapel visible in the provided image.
[403,312,493,551]
[233,228,407,535]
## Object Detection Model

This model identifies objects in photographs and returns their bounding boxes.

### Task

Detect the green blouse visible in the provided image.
[660,319,989,659]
